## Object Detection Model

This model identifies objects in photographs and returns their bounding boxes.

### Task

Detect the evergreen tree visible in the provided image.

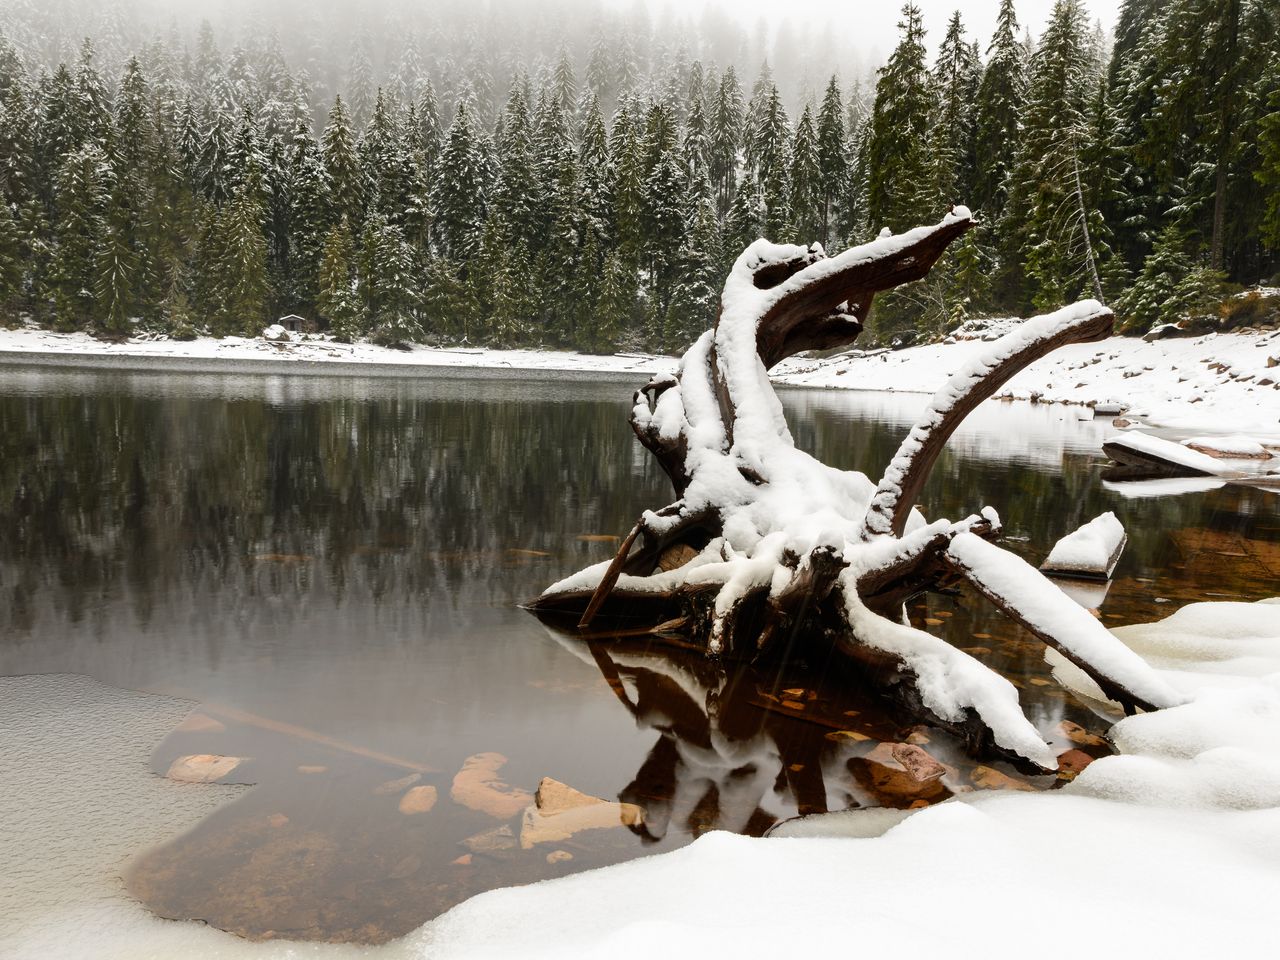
[1007,0,1112,310]
[51,142,110,329]
[1114,222,1224,331]
[577,95,613,250]
[664,196,721,349]
[1258,62,1280,250]
[708,67,744,217]
[289,120,333,310]
[432,101,488,260]
[361,214,421,347]
[594,249,635,351]
[789,104,822,240]
[973,0,1026,220]
[929,13,981,207]
[865,5,934,233]
[723,171,764,267]
[94,204,141,337]
[316,217,363,339]
[322,95,366,229]
[212,183,270,334]
[816,76,848,246]
[0,200,24,322]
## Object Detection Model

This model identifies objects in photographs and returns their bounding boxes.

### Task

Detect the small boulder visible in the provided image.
[176,712,225,733]
[970,765,1035,792]
[374,772,421,795]
[1056,749,1096,780]
[398,785,438,815]
[519,777,644,849]
[166,754,243,783]
[461,824,517,855]
[451,753,534,820]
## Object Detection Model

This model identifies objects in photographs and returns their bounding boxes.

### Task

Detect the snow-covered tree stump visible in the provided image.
[530,210,1184,771]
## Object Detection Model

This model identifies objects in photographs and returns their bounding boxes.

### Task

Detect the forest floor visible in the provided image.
[2,323,1279,435]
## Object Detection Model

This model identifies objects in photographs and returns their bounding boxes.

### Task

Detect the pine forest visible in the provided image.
[0,0,1277,354]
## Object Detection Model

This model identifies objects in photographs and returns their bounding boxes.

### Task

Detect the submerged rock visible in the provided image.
[849,751,951,808]
[398,785,438,815]
[519,777,645,849]
[175,712,226,733]
[1056,749,1096,780]
[374,772,421,795]
[451,753,533,820]
[461,824,518,855]
[166,753,243,783]
[970,765,1036,792]
[888,743,947,783]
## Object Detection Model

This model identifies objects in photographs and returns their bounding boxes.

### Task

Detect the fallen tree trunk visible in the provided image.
[530,209,1185,770]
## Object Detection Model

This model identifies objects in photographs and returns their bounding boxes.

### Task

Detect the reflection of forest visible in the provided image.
[0,376,670,638]
[3,371,1275,644]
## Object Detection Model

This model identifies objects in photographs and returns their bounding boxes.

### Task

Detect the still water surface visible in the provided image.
[1,368,1276,943]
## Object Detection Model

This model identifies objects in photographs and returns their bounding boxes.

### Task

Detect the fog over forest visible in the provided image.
[0,0,877,120]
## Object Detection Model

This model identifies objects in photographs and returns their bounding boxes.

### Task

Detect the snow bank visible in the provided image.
[773,327,1280,435]
[0,327,678,380]
[1041,511,1126,579]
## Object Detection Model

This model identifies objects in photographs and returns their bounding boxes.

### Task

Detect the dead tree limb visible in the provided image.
[530,209,1185,769]
[861,302,1115,539]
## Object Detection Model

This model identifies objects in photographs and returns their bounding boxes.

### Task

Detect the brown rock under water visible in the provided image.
[519,777,645,849]
[450,753,534,820]
[970,765,1036,791]
[398,785,438,815]
[167,754,243,783]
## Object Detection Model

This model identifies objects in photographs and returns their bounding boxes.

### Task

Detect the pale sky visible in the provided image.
[629,0,1123,59]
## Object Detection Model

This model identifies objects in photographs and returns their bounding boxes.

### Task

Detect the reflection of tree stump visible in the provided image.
[530,210,1183,771]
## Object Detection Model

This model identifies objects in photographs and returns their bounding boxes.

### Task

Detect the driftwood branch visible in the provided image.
[531,209,1181,770]
[862,303,1116,539]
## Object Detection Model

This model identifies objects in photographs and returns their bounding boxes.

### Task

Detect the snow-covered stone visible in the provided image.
[1041,512,1127,580]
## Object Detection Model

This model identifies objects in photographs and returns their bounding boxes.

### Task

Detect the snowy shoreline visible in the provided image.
[3,325,1280,436]
[774,326,1280,435]
[0,328,678,382]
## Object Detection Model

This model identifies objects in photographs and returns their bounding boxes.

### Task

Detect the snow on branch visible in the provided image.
[862,300,1115,539]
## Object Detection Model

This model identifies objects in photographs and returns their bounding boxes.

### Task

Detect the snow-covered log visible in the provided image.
[530,209,1184,770]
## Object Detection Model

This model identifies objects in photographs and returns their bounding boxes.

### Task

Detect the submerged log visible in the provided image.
[530,209,1185,770]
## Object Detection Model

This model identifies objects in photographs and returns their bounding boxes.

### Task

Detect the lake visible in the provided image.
[1,366,1276,944]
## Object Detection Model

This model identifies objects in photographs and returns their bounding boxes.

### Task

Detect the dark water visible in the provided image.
[1,367,1276,943]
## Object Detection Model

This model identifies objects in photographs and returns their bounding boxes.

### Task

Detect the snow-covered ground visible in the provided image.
[773,326,1280,435]
[0,327,678,380]
[5,598,1279,959]
[4,324,1280,437]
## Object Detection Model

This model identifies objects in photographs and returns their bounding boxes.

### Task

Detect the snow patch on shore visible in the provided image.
[0,326,678,378]
[774,327,1280,435]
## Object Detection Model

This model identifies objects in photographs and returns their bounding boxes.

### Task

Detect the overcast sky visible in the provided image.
[627,0,1123,59]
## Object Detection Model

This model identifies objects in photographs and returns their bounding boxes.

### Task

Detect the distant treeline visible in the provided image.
[0,0,1277,353]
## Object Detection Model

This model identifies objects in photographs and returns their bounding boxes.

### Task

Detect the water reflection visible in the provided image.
[1,367,1276,943]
